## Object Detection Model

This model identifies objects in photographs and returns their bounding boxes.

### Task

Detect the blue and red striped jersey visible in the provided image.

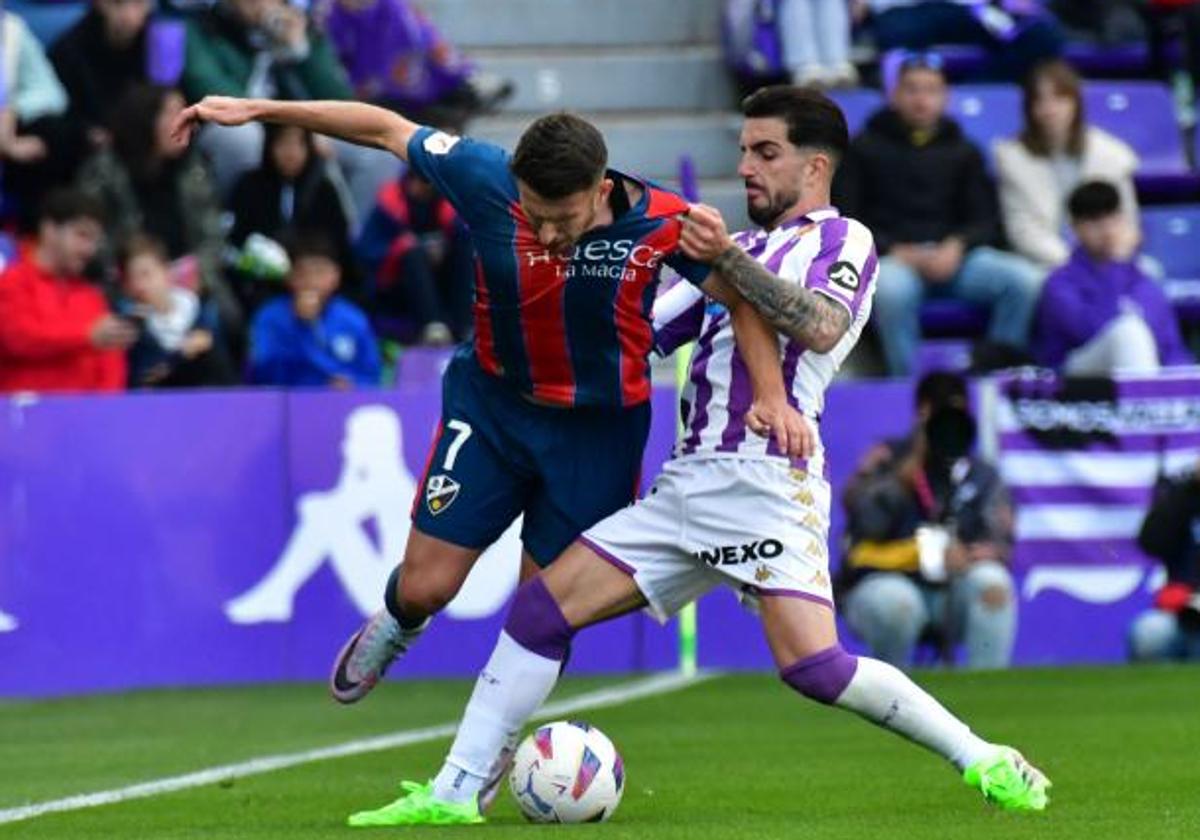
[407,126,710,408]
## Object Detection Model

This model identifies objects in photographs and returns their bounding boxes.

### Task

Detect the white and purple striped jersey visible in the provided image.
[653,207,877,469]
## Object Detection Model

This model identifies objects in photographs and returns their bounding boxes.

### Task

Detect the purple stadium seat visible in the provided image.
[916,338,974,375]
[919,298,989,337]
[1141,205,1200,321]
[1063,41,1152,78]
[946,85,1022,168]
[827,88,885,137]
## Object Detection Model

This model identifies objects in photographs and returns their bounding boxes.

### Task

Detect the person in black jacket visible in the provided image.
[227,122,356,315]
[1129,460,1200,661]
[50,0,155,146]
[834,53,1043,376]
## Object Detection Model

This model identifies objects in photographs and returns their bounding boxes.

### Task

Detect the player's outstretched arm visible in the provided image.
[171,96,419,160]
[681,204,849,353]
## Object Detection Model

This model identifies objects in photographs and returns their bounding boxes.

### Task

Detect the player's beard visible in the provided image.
[747,186,800,229]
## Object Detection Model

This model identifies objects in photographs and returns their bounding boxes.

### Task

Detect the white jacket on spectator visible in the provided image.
[1,11,68,122]
[993,126,1139,268]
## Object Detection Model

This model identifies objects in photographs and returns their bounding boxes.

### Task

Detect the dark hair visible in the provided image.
[39,188,105,227]
[510,113,607,199]
[1068,180,1121,222]
[285,230,340,266]
[915,371,968,412]
[110,83,179,182]
[741,85,849,162]
[118,231,169,267]
[1020,59,1085,158]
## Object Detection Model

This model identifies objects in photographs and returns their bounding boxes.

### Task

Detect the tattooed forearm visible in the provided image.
[713,246,850,352]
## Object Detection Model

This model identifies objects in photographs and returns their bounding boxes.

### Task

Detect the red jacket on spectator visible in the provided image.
[0,259,126,393]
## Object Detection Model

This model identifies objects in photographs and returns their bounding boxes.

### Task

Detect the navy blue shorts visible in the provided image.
[412,350,651,566]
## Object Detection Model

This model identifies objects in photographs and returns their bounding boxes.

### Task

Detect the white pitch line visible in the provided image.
[0,670,714,826]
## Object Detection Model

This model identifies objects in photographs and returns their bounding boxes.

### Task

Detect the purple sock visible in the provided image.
[780,644,859,705]
[503,578,575,660]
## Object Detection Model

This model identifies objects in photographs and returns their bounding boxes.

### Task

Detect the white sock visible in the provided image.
[835,657,994,771]
[432,632,563,803]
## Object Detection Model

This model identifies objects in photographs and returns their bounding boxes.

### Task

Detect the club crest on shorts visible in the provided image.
[755,564,772,584]
[426,474,461,515]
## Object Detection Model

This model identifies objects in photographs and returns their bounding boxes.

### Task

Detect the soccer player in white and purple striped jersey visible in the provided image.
[345,86,1051,827]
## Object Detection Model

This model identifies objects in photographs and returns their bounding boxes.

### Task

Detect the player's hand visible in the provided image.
[90,315,139,350]
[171,96,260,145]
[746,397,814,459]
[680,203,735,264]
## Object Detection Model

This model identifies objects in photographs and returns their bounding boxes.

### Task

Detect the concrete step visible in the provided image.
[471,111,743,182]
[470,45,736,114]
[420,0,723,47]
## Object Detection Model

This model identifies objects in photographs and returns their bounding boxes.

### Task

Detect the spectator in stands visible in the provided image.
[1031,181,1191,373]
[0,189,134,393]
[227,123,355,315]
[182,0,394,215]
[1,9,88,230]
[250,233,381,387]
[1129,456,1200,662]
[50,0,155,145]
[77,84,238,332]
[839,371,1017,670]
[867,0,1062,82]
[1143,1,1200,97]
[835,53,1042,376]
[319,0,513,130]
[994,60,1139,269]
[356,169,474,344]
[118,232,239,388]
[775,0,858,88]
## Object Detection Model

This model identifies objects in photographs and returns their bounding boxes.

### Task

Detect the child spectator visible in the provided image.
[0,189,134,393]
[227,123,355,315]
[356,169,473,344]
[994,60,1139,269]
[1032,181,1192,373]
[250,234,381,387]
[119,233,239,388]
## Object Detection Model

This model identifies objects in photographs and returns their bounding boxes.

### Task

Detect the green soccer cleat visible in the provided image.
[963,747,1052,812]
[347,780,485,827]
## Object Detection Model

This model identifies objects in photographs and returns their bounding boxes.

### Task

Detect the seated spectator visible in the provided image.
[1,9,88,230]
[835,53,1042,376]
[183,0,394,215]
[77,84,239,335]
[250,234,381,387]
[1130,456,1200,662]
[868,0,1062,82]
[50,0,156,145]
[118,232,239,388]
[0,189,134,393]
[994,60,1139,269]
[320,0,513,130]
[227,123,355,314]
[356,169,474,344]
[1032,181,1191,374]
[777,0,858,88]
[839,372,1016,670]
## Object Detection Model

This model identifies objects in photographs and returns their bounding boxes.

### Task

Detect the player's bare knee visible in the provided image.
[779,644,859,705]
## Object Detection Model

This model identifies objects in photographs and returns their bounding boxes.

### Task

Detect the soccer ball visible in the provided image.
[508,720,625,823]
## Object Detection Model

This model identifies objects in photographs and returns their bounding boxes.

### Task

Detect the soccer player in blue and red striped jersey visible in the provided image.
[173,96,807,715]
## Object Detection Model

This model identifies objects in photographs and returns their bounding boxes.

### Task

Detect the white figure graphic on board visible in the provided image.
[225,405,520,624]
[0,609,17,633]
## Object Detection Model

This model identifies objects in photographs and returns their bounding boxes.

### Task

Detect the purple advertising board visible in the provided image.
[3,360,1184,697]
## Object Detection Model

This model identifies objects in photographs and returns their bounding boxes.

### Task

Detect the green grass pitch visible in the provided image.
[2,666,1198,839]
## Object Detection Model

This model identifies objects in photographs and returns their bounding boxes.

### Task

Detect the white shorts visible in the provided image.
[579,456,835,623]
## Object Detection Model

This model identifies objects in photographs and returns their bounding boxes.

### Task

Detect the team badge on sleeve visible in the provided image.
[426,474,461,515]
[423,132,461,155]
[828,261,860,291]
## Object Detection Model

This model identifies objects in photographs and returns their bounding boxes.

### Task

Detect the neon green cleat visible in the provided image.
[963,747,1052,812]
[347,780,485,827]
